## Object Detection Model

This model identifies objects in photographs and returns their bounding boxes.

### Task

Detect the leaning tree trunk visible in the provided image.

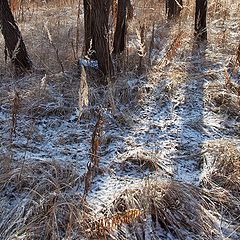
[112,0,127,55]
[195,0,207,41]
[91,0,113,79]
[166,0,183,19]
[0,0,31,74]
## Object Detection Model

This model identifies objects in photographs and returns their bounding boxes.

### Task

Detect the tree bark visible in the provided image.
[83,0,95,58]
[113,0,127,55]
[166,0,182,19]
[0,0,32,74]
[91,0,113,78]
[195,0,207,41]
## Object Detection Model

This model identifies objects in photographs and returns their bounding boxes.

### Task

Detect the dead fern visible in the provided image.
[89,209,142,238]
[109,180,221,239]
[156,31,185,68]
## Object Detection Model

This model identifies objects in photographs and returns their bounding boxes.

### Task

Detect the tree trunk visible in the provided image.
[113,0,127,55]
[166,0,182,19]
[83,0,95,58]
[195,0,207,41]
[0,0,31,74]
[91,0,113,79]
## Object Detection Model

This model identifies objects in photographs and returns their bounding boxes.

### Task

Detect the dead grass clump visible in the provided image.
[122,154,160,171]
[0,159,94,239]
[0,160,80,193]
[117,150,163,172]
[202,187,240,223]
[0,192,91,240]
[87,76,153,116]
[205,81,240,119]
[201,140,240,198]
[200,140,240,227]
[110,179,220,239]
[17,73,77,117]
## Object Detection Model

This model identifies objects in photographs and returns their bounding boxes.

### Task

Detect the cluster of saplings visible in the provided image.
[0,0,207,81]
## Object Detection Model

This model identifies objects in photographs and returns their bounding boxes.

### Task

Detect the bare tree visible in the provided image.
[166,0,183,19]
[112,0,127,55]
[195,0,207,41]
[0,0,32,74]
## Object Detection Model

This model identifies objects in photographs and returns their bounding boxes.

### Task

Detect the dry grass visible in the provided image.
[205,80,240,119]
[201,140,240,198]
[200,139,240,234]
[0,159,94,239]
[0,72,79,118]
[116,149,173,174]
[1,0,240,239]
[119,151,161,171]
[0,157,144,240]
[109,179,221,239]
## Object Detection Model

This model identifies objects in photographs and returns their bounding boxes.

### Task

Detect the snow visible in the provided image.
[1,2,240,238]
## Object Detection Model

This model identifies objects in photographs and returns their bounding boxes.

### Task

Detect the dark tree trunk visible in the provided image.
[166,0,183,19]
[83,0,95,58]
[113,0,127,55]
[0,0,31,74]
[195,0,207,41]
[91,0,113,78]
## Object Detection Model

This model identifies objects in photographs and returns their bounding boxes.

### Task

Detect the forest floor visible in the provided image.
[0,1,240,239]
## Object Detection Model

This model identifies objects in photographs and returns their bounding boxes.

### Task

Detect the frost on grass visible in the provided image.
[0,0,240,239]
[0,159,93,240]
[107,179,221,240]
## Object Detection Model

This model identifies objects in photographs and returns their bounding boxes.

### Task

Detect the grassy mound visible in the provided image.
[109,179,220,239]
[0,159,92,239]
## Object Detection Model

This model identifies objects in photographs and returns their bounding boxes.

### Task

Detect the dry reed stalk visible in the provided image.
[10,90,21,141]
[91,109,104,168]
[148,22,155,66]
[112,0,118,28]
[126,0,134,21]
[44,24,65,73]
[78,66,89,121]
[224,68,233,90]
[84,109,104,195]
[137,24,146,75]
[237,43,240,65]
